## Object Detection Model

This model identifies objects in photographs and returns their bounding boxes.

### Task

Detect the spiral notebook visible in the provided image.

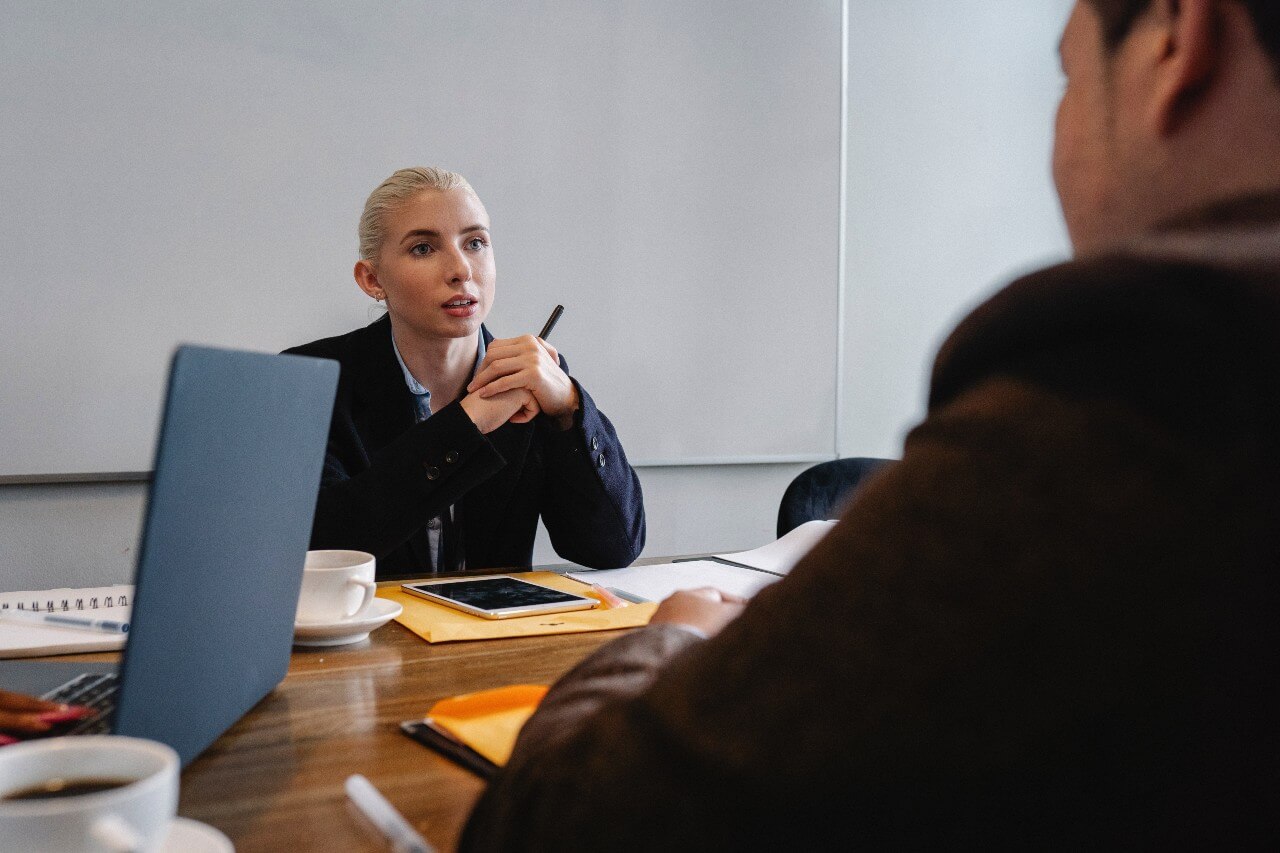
[0,584,134,659]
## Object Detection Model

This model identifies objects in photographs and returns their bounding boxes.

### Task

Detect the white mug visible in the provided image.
[296,549,377,623]
[0,735,179,853]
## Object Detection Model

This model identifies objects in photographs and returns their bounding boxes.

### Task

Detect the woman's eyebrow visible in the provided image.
[398,225,488,245]
[399,228,440,245]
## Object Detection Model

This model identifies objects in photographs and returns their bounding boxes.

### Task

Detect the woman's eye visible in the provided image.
[410,243,432,256]
[467,237,487,250]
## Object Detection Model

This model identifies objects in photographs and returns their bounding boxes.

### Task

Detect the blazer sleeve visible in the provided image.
[533,359,646,568]
[310,401,506,558]
[460,258,1280,850]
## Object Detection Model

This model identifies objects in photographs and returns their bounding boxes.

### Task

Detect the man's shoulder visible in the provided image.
[929,244,1280,410]
[959,243,1280,350]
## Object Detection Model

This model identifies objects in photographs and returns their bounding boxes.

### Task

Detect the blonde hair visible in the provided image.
[357,166,475,261]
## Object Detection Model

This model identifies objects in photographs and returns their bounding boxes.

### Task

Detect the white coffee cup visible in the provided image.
[0,735,179,853]
[296,549,377,624]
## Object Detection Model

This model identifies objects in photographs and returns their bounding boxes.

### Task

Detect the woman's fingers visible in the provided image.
[536,338,559,365]
[503,391,541,424]
[469,336,557,390]
[0,710,51,734]
[0,690,95,735]
[466,335,574,418]
[460,387,540,433]
[468,356,532,394]
[0,689,62,714]
[474,372,532,399]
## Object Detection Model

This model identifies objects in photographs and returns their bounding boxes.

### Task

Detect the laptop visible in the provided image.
[0,345,338,766]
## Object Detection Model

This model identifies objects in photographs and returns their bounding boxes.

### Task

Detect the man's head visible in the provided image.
[1087,0,1280,63]
[1053,0,1280,253]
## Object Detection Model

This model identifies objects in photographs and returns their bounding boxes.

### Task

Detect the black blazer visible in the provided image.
[284,316,645,579]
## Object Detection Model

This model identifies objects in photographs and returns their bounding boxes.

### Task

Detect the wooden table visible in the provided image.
[61,582,635,852]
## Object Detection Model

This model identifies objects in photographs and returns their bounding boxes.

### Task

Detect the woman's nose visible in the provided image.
[445,248,472,283]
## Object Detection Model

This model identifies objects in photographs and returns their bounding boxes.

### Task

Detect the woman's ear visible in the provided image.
[1150,0,1221,136]
[353,259,385,301]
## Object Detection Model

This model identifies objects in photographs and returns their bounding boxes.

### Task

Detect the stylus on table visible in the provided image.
[345,773,435,853]
[588,584,632,608]
[538,304,564,340]
[0,609,129,634]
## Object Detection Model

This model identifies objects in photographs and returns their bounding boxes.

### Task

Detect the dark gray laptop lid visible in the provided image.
[112,345,337,766]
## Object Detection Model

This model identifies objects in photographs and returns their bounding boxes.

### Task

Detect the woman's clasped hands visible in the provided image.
[464,335,580,432]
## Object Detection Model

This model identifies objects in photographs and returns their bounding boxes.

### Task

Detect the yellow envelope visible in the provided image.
[428,684,549,767]
[378,571,656,643]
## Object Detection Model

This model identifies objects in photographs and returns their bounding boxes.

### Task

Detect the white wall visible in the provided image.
[0,0,841,477]
[1,1,1079,593]
[840,0,1074,458]
[0,464,809,591]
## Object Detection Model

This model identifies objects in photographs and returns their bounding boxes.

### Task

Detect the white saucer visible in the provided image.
[162,816,233,852]
[293,597,403,647]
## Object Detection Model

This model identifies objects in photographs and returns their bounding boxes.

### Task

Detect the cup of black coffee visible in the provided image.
[0,735,178,852]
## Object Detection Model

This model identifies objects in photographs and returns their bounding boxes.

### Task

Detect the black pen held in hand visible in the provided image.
[538,305,564,340]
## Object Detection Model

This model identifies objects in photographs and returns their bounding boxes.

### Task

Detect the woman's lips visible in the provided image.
[442,298,478,318]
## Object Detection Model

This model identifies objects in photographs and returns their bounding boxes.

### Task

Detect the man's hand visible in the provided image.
[460,387,540,434]
[650,587,748,638]
[467,336,579,430]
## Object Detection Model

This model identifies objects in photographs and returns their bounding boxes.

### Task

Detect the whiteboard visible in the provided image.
[0,0,842,477]
[840,0,1073,457]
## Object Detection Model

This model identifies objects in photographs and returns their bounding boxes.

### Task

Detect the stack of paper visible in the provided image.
[566,519,836,604]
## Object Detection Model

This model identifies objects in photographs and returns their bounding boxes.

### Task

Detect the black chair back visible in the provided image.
[776,457,896,537]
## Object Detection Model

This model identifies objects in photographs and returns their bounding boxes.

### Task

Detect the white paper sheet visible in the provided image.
[712,519,836,574]
[567,560,781,604]
[566,520,837,603]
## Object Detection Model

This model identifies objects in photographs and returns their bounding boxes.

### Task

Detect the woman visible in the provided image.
[286,167,645,579]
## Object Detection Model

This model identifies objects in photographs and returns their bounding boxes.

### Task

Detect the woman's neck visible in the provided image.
[390,322,479,412]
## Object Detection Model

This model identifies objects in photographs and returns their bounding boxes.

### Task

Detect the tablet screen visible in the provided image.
[409,577,589,611]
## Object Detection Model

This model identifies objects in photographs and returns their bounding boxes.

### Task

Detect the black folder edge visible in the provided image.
[669,556,786,577]
[400,719,498,779]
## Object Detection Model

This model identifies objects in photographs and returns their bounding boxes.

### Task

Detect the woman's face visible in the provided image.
[362,187,495,342]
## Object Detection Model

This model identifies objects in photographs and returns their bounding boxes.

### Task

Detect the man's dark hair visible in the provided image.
[1087,0,1280,75]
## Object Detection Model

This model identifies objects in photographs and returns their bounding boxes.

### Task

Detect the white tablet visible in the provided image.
[401,575,600,620]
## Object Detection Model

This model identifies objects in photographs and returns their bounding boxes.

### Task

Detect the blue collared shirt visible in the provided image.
[392,334,486,420]
[391,332,487,571]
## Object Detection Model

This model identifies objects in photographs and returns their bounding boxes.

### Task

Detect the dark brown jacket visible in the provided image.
[462,195,1280,850]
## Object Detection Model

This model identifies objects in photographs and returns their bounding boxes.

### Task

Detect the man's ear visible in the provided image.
[353,259,385,301]
[1150,0,1221,135]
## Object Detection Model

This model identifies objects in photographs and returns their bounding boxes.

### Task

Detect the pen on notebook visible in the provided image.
[538,304,564,340]
[345,773,435,853]
[0,609,129,634]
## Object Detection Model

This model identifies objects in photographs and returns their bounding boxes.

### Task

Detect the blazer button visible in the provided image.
[596,453,606,468]
[427,517,442,531]
[591,436,599,451]
[425,465,441,480]
[445,451,459,464]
